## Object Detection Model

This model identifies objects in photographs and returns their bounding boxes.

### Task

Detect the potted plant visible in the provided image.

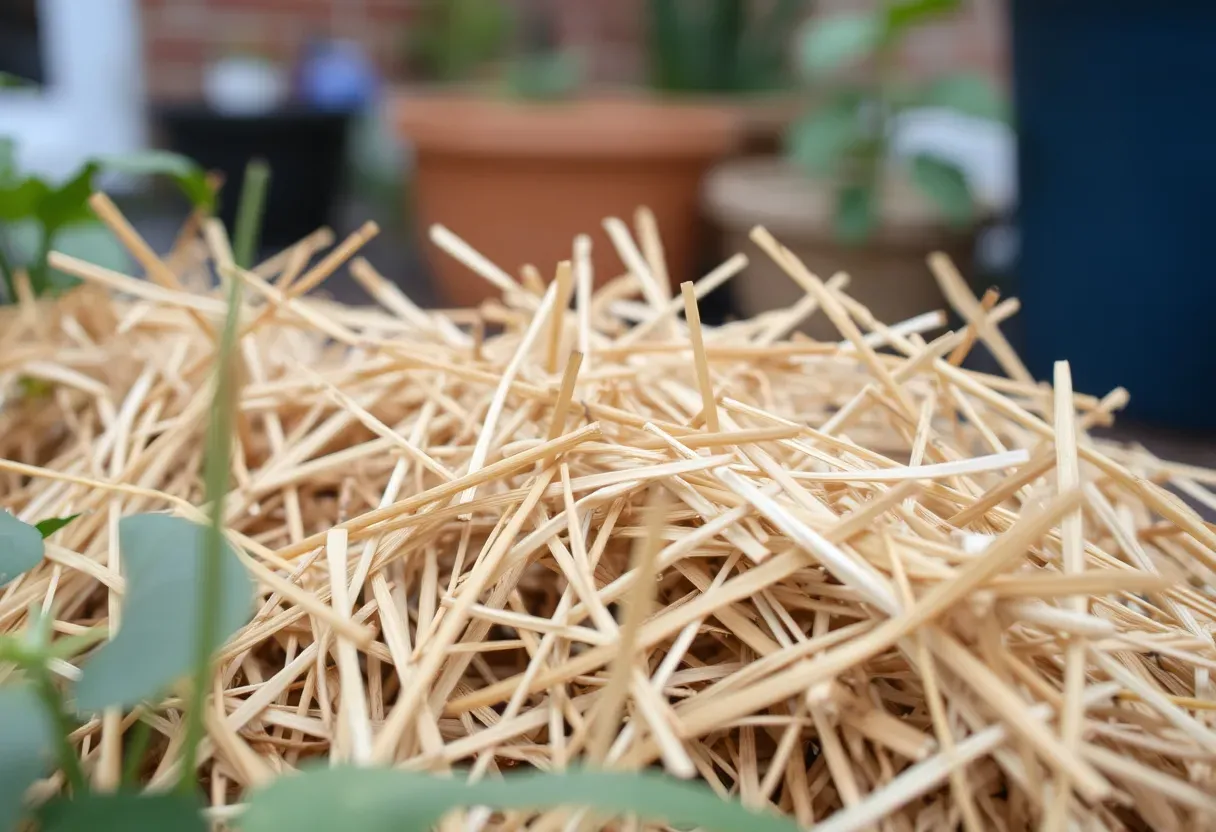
[394,0,802,307]
[704,0,1008,335]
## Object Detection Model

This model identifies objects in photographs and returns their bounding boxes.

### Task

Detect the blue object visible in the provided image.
[297,39,379,112]
[1012,1,1216,428]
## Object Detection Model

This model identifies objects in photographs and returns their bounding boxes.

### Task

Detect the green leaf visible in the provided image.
[35,514,81,539]
[0,511,44,586]
[787,94,862,175]
[232,159,271,270]
[910,153,974,227]
[0,177,50,222]
[74,514,254,712]
[0,684,55,832]
[835,184,876,244]
[884,0,962,36]
[38,162,100,233]
[242,766,801,832]
[95,151,215,212]
[40,791,206,832]
[917,72,1009,122]
[798,12,882,77]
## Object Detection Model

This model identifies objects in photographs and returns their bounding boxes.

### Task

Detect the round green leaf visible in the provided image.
[787,95,862,175]
[798,13,882,77]
[242,766,801,832]
[0,683,55,832]
[910,153,974,227]
[74,514,255,712]
[918,72,1009,122]
[0,511,44,586]
[39,792,205,832]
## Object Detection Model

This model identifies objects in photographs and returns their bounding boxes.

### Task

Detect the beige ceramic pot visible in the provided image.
[704,157,975,340]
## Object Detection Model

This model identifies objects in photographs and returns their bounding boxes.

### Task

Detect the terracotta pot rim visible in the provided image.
[391,87,742,158]
[704,156,976,247]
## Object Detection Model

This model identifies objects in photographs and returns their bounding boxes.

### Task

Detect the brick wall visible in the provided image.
[138,0,1008,102]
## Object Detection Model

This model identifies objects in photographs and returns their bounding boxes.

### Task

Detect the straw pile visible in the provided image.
[3,202,1216,831]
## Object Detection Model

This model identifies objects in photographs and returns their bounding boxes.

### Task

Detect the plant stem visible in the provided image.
[121,712,153,787]
[177,275,243,794]
[0,230,16,303]
[32,663,87,794]
[231,159,271,270]
[30,227,52,296]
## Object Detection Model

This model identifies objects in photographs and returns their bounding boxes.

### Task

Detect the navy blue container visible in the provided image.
[1013,1,1216,428]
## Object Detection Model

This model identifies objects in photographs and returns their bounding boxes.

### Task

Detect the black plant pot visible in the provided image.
[1012,1,1216,428]
[157,105,350,250]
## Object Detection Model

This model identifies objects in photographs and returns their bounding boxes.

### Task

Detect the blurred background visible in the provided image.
[2,0,1214,444]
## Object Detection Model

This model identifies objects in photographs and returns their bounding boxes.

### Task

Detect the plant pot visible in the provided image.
[158,105,350,249]
[393,90,740,307]
[1013,0,1216,428]
[704,157,973,340]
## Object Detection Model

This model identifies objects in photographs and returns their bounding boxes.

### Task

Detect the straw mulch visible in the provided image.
[3,206,1216,832]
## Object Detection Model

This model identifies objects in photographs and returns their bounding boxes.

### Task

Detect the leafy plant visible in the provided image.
[405,0,582,99]
[647,0,805,95]
[0,510,44,585]
[403,0,583,99]
[0,140,213,302]
[406,0,512,83]
[242,766,800,832]
[787,0,1008,242]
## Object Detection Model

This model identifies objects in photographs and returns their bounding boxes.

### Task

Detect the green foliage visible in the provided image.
[505,51,584,101]
[0,144,212,302]
[40,792,206,832]
[74,514,254,712]
[648,0,803,95]
[797,12,883,76]
[884,0,962,35]
[788,0,1006,241]
[232,159,271,269]
[242,766,801,832]
[405,0,583,101]
[787,91,864,175]
[910,153,973,227]
[835,183,877,244]
[0,511,43,586]
[406,0,510,83]
[179,273,245,790]
[34,514,81,540]
[918,71,1009,122]
[0,683,55,832]
[0,162,251,832]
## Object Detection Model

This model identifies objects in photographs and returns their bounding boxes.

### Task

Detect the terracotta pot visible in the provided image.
[394,90,740,308]
[704,157,975,340]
